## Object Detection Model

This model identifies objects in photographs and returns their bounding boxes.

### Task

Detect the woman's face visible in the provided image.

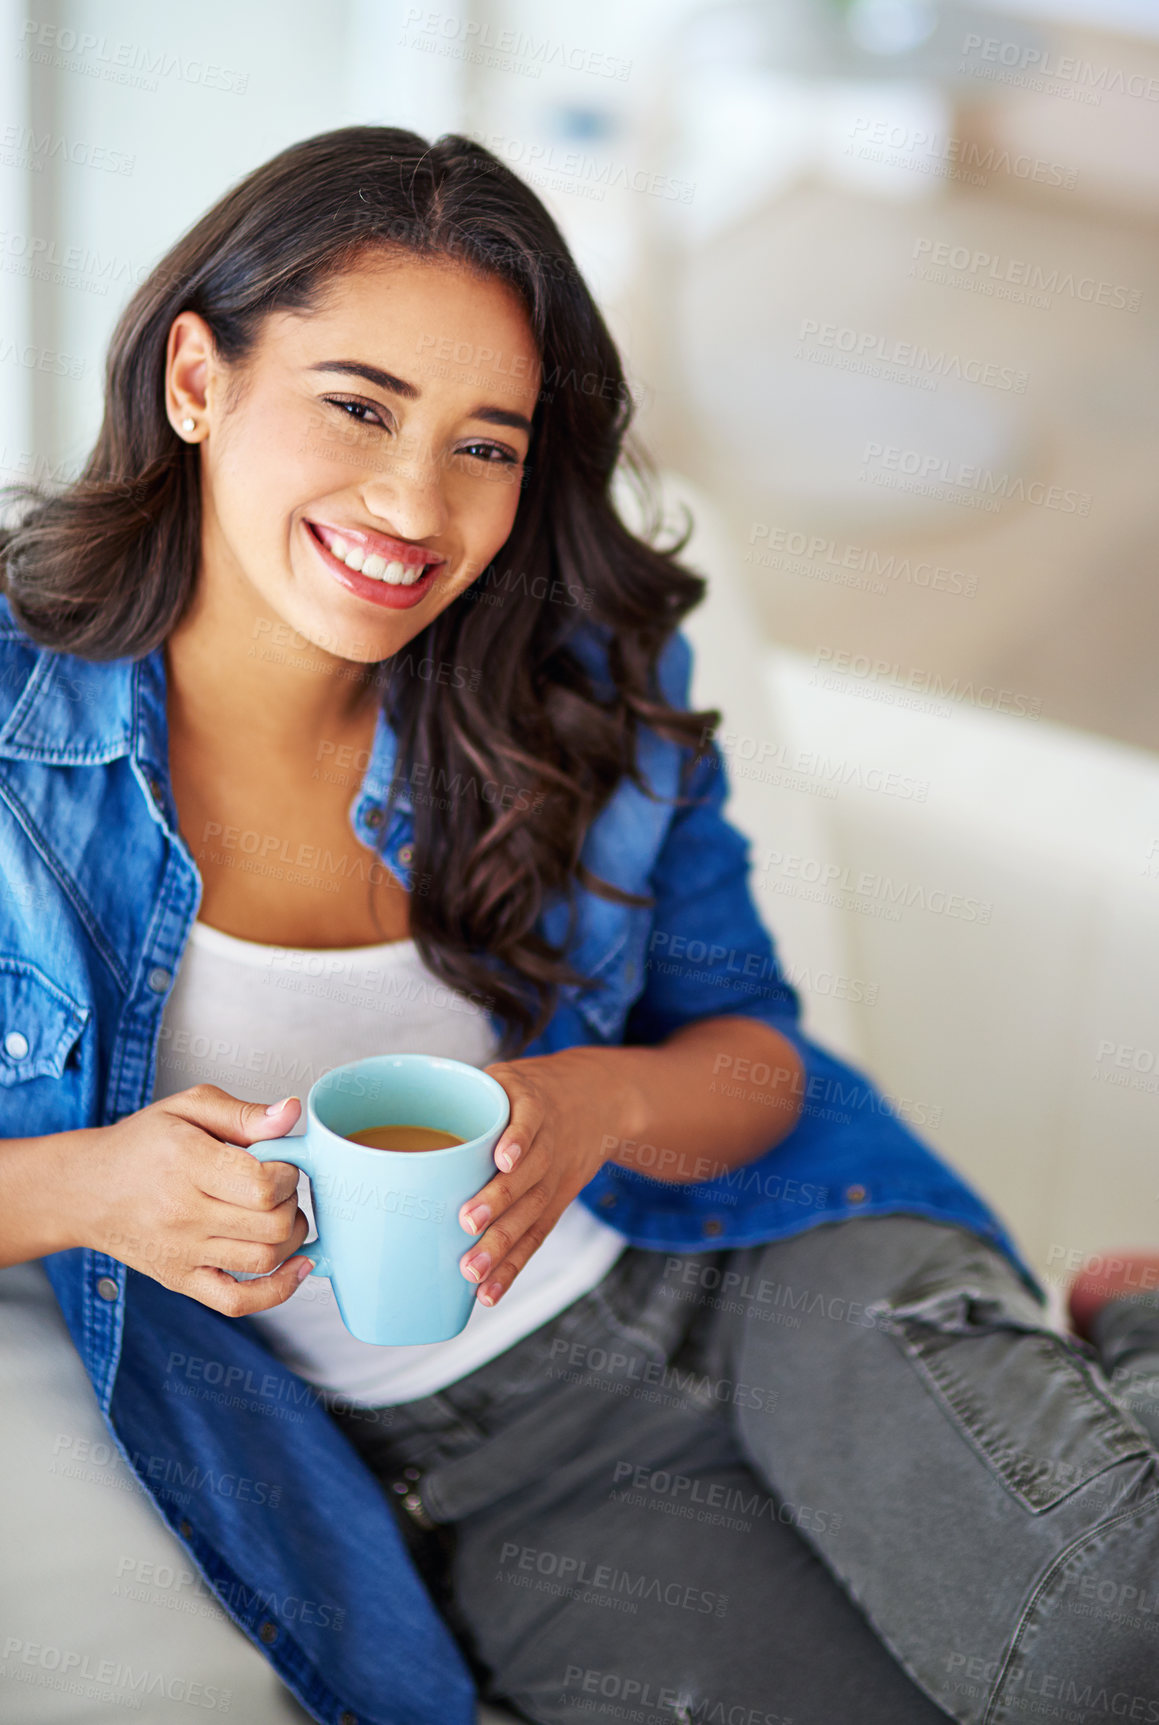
[167,251,542,665]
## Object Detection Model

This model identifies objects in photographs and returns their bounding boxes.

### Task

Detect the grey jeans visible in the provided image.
[331,1217,1159,1725]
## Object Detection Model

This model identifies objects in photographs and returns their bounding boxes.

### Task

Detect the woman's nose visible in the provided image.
[359,430,450,541]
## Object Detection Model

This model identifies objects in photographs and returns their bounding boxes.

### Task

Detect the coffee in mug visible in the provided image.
[345,1124,465,1152]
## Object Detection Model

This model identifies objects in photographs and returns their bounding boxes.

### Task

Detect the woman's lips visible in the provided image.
[308,517,442,578]
[304,520,442,610]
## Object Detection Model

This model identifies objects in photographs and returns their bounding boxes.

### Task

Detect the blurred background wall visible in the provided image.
[2,0,1157,1283]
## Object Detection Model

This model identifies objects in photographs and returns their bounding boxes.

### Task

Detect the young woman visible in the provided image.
[1,127,1157,1725]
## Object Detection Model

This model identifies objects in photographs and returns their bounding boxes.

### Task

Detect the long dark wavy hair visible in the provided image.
[0,125,720,1058]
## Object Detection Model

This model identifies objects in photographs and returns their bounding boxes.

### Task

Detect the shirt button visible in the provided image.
[845,1184,868,1204]
[258,1620,278,1644]
[3,1029,29,1060]
[397,842,414,866]
[96,1276,119,1301]
[147,967,172,994]
[179,1520,193,1539]
[340,1713,358,1725]
[364,805,385,829]
[598,1193,618,1209]
[146,774,163,804]
[702,1218,724,1237]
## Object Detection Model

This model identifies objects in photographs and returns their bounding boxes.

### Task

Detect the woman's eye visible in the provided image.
[319,403,519,465]
[460,443,520,466]
[324,396,388,429]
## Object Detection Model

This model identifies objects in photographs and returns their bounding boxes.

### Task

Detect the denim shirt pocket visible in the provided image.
[0,954,90,1092]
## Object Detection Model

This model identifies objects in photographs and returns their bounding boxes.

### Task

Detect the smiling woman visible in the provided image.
[2,125,1158,1725]
[163,260,539,639]
[0,129,711,1053]
[156,253,548,953]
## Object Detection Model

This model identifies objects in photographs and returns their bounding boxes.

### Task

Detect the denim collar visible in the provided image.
[0,638,136,766]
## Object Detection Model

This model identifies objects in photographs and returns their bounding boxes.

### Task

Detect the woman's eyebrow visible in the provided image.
[307,359,533,435]
[308,358,419,398]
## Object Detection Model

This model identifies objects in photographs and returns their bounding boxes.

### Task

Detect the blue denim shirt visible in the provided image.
[0,592,1033,1724]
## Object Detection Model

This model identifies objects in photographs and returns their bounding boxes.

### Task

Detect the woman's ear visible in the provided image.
[165,310,216,440]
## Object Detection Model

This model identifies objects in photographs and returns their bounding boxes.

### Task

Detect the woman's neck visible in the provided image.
[163,575,382,767]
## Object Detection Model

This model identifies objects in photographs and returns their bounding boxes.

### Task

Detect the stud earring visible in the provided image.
[180,417,196,434]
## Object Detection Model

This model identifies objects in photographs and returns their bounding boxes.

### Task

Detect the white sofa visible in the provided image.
[4,469,1157,1720]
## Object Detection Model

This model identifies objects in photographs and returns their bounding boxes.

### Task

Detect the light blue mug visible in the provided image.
[249,1054,509,1346]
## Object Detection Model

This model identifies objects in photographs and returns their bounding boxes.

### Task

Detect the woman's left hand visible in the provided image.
[458,1048,633,1306]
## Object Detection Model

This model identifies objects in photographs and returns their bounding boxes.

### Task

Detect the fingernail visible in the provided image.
[265,1095,298,1116]
[462,1204,490,1235]
[479,1281,504,1307]
[289,1258,312,1281]
[462,1250,491,1283]
[495,1143,521,1173]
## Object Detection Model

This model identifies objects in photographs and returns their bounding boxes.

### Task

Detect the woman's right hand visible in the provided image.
[73,1084,314,1315]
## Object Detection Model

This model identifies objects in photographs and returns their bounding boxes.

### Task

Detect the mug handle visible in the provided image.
[247,1138,333,1280]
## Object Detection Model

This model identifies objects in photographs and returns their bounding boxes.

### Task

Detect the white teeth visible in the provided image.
[316,525,431,585]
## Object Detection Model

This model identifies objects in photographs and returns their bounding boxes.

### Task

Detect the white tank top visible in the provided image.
[152,920,625,1405]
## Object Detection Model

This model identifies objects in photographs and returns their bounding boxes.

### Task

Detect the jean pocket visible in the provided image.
[883,1287,1153,1513]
